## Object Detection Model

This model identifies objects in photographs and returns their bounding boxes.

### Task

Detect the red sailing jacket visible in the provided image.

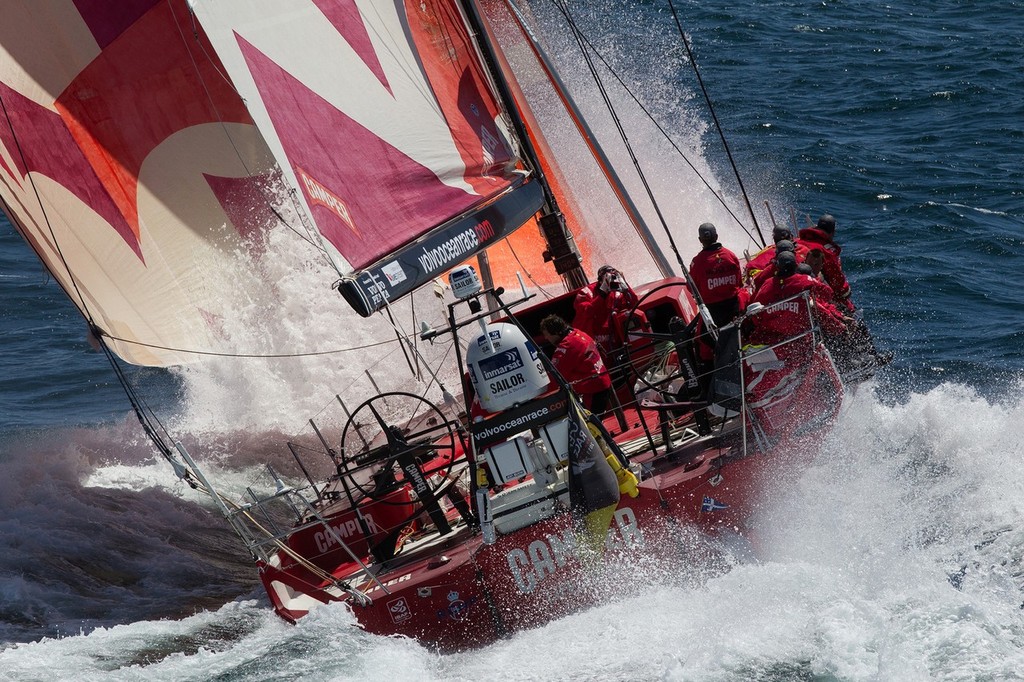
[745,241,806,280]
[797,227,851,304]
[551,328,612,396]
[744,245,777,282]
[751,264,774,295]
[689,244,742,304]
[749,243,810,294]
[748,273,846,347]
[805,274,839,308]
[573,282,639,352]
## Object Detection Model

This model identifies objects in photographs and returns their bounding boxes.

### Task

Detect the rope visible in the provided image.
[541,0,760,246]
[664,0,766,247]
[379,292,458,404]
[97,339,188,471]
[96,330,398,359]
[544,0,718,339]
[226,497,373,605]
[504,238,555,299]
[552,0,688,270]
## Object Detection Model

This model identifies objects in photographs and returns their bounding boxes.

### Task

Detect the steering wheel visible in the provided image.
[339,392,461,504]
[620,282,702,399]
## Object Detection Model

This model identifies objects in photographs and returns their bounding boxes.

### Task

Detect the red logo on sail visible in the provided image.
[297,167,358,235]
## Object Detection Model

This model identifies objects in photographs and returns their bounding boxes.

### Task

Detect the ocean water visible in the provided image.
[2,0,1024,679]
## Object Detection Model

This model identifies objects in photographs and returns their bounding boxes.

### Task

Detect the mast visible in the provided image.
[485,0,717,334]
[500,0,675,279]
[460,0,588,289]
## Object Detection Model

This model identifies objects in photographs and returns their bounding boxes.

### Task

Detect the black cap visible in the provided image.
[698,222,718,239]
[817,214,836,235]
[772,226,793,243]
[775,250,798,277]
[796,263,814,276]
[775,239,795,254]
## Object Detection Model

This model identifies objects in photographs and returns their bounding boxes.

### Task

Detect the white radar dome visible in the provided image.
[466,323,549,413]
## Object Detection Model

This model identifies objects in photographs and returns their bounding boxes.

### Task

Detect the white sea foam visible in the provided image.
[6,2,1022,679]
[925,200,1011,217]
[5,382,1024,679]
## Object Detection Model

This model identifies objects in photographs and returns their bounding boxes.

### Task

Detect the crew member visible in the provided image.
[797,214,853,309]
[804,246,826,280]
[689,222,745,327]
[573,264,640,356]
[540,314,613,414]
[745,225,798,283]
[750,239,802,295]
[747,251,847,352]
[803,245,890,370]
[801,246,847,303]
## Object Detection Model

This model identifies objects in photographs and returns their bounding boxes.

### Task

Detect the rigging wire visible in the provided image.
[379,294,458,405]
[281,339,408,443]
[504,237,555,299]
[383,304,418,377]
[539,0,761,246]
[96,333,193,473]
[549,0,692,278]
[542,0,725,337]
[96,330,399,359]
[664,0,766,247]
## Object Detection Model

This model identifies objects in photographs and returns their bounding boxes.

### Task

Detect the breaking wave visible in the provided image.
[4,380,1024,679]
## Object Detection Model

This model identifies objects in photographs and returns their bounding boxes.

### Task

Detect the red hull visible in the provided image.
[254,280,846,651]
[260,381,839,651]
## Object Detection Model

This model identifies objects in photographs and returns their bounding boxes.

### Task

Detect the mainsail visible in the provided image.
[477,0,675,279]
[467,0,675,288]
[190,0,546,316]
[0,0,549,372]
[0,1,284,366]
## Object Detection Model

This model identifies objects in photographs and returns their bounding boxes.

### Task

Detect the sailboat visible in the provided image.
[0,0,863,652]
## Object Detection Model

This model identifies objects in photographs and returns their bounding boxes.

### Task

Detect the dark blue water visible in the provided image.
[677,0,1024,399]
[2,1,1024,678]
[0,225,119,436]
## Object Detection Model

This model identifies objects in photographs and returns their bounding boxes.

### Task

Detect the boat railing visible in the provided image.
[739,289,823,350]
[577,289,828,460]
[221,465,390,599]
[220,466,337,556]
[736,290,837,454]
